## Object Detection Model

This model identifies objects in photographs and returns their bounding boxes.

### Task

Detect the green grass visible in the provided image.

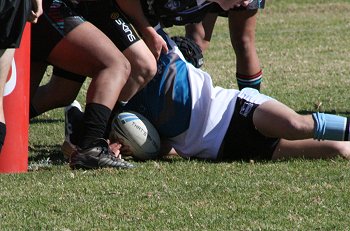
[1,0,350,230]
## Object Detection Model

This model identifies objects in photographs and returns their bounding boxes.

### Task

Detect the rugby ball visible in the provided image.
[110,111,161,160]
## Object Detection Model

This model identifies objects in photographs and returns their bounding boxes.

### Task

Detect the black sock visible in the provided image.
[67,107,84,145]
[103,103,122,139]
[78,103,111,149]
[0,122,6,152]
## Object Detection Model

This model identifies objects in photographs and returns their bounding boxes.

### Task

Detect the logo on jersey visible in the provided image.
[4,59,17,96]
[240,102,254,117]
[112,13,137,43]
[164,0,181,11]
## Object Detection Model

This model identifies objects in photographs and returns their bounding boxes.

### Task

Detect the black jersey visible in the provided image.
[141,0,214,27]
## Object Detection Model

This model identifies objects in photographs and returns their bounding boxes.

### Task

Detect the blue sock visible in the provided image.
[312,112,349,141]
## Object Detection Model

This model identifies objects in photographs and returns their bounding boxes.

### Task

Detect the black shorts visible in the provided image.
[76,0,140,52]
[31,0,85,61]
[51,0,141,83]
[218,97,280,162]
[0,0,32,48]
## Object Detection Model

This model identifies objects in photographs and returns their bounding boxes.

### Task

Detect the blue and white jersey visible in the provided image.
[124,27,192,137]
[124,25,239,159]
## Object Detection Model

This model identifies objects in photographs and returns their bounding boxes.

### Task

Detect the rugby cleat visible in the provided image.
[69,138,135,170]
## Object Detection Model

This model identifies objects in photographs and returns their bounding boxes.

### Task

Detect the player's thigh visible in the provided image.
[82,1,157,79]
[0,49,15,95]
[186,13,218,42]
[228,10,257,39]
[0,49,15,75]
[47,22,126,77]
[253,100,314,140]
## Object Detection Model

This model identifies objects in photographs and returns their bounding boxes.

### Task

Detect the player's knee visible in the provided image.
[90,56,131,86]
[132,57,157,85]
[231,34,254,54]
[109,57,131,85]
[336,142,350,160]
[283,115,311,139]
[140,59,157,82]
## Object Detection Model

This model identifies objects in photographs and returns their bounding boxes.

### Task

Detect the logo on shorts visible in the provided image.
[4,59,17,96]
[114,16,137,43]
[240,102,254,117]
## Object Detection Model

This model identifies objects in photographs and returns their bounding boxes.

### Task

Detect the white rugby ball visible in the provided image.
[111,111,160,160]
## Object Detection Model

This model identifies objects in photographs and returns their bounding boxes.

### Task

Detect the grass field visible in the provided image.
[1,0,350,230]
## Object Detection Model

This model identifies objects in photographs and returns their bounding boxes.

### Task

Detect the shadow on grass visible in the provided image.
[29,144,67,165]
[297,110,350,116]
[30,118,64,124]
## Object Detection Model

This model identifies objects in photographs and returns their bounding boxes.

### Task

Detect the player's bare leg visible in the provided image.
[185,13,218,52]
[253,100,350,159]
[229,10,262,90]
[0,49,15,124]
[0,49,15,150]
[229,10,260,78]
[119,40,157,102]
[253,100,314,140]
[272,139,350,160]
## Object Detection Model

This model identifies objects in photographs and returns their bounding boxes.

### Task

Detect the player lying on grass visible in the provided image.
[64,25,350,162]
[116,25,350,161]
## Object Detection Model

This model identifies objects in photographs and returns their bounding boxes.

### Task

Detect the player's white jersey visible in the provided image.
[169,63,238,159]
[124,26,271,159]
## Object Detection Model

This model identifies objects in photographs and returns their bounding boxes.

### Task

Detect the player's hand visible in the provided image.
[108,138,133,157]
[213,0,249,11]
[142,28,168,60]
[109,142,122,159]
[27,0,43,23]
[235,0,249,7]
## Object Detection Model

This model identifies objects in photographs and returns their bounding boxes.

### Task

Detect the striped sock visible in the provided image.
[236,69,262,91]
